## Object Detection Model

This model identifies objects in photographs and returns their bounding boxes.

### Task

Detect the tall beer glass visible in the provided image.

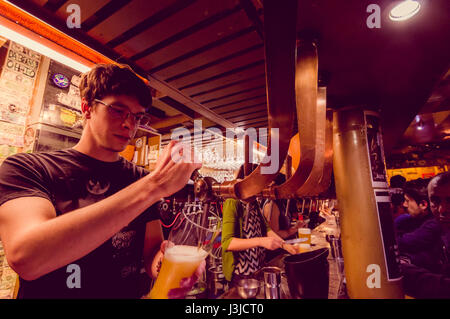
[149,203,220,299]
[149,245,207,299]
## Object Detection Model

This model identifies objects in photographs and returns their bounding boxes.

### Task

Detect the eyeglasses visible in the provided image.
[94,99,151,126]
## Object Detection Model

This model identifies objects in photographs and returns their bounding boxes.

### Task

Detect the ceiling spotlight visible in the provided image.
[389,0,421,21]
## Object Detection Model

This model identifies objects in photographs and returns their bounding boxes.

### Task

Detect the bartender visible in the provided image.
[0,63,202,298]
[221,164,296,285]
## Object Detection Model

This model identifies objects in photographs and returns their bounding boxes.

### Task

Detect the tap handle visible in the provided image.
[191,169,201,182]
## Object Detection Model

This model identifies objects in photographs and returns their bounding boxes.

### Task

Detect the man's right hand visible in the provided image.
[147,141,201,199]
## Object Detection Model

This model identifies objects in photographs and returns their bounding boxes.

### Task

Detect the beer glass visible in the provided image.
[298,228,311,244]
[149,203,221,299]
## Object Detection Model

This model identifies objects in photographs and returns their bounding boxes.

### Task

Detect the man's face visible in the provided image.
[88,95,145,153]
[403,194,423,217]
[428,179,450,226]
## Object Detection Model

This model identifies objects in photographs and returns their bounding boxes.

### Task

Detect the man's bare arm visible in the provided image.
[0,174,160,280]
[0,141,200,281]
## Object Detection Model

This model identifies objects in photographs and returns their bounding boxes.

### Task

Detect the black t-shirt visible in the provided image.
[0,149,159,298]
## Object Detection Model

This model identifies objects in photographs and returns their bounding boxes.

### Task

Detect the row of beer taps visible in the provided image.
[189,0,332,204]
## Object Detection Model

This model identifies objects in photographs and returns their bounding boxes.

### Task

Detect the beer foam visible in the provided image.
[165,245,207,262]
[298,228,311,234]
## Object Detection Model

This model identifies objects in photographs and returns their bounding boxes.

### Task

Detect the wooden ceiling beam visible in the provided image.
[220,104,266,117]
[234,117,268,127]
[226,110,267,122]
[147,74,237,129]
[150,114,191,130]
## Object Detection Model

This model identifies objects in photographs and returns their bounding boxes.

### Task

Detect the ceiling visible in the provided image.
[3,0,450,155]
[385,66,450,167]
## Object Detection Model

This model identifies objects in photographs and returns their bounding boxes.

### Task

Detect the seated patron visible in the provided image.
[395,179,442,272]
[401,172,450,298]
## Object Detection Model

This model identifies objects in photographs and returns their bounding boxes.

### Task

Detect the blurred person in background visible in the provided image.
[221,164,295,285]
[262,173,307,261]
[395,178,442,272]
[262,173,306,240]
[401,172,450,298]
[390,175,407,220]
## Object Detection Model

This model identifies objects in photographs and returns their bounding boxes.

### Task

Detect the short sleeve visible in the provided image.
[221,198,239,281]
[0,154,52,206]
[221,198,239,251]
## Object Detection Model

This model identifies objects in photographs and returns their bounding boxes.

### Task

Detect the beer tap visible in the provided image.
[190,169,220,247]
[191,169,217,203]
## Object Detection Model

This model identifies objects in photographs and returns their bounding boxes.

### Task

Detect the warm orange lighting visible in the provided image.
[0,1,149,83]
[0,23,91,72]
[389,0,421,21]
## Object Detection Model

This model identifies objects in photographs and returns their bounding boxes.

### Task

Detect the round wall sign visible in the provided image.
[52,73,70,88]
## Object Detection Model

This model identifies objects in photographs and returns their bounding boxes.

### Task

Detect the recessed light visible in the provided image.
[389,0,421,21]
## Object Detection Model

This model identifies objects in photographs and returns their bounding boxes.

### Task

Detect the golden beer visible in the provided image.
[298,228,311,245]
[148,245,207,299]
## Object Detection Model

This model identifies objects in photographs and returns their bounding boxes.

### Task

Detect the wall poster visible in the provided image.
[0,41,41,157]
[365,112,389,189]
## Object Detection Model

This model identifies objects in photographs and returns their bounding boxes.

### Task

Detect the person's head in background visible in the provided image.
[235,163,260,204]
[391,192,407,219]
[428,172,450,229]
[273,173,286,186]
[389,175,407,219]
[403,179,432,218]
[267,172,287,206]
[263,171,286,187]
[390,175,406,188]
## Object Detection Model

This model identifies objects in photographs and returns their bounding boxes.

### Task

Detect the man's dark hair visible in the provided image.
[274,173,286,186]
[390,175,406,188]
[391,193,405,206]
[404,179,430,206]
[79,64,152,109]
